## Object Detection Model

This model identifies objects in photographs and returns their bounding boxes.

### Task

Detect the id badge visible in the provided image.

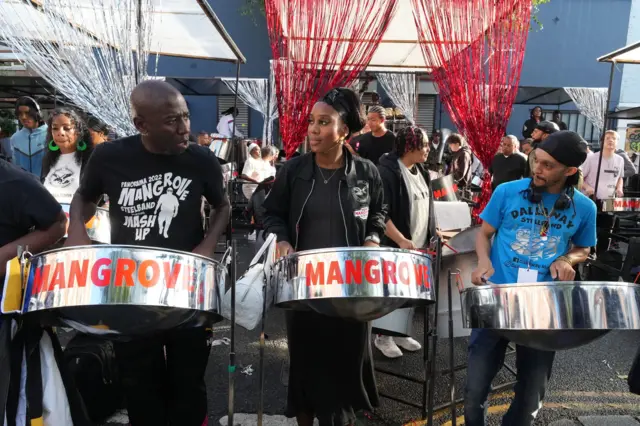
[517,268,538,283]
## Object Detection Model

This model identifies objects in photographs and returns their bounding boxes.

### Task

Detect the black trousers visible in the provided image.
[114,327,211,426]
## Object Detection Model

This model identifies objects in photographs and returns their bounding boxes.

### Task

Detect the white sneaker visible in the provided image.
[374,335,403,358]
[394,336,422,352]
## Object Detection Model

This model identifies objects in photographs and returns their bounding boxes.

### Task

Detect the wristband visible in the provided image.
[555,256,573,267]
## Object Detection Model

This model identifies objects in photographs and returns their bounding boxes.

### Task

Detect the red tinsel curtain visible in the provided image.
[411,0,532,215]
[265,0,399,158]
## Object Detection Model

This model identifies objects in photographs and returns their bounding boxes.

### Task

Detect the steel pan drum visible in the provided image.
[22,245,225,337]
[60,203,110,243]
[273,247,435,321]
[602,198,640,212]
[461,281,640,351]
[438,225,481,338]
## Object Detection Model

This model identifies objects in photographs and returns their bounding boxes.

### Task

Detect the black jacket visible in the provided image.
[378,153,436,248]
[522,118,540,139]
[263,146,386,249]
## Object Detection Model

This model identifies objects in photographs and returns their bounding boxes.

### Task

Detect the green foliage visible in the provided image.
[531,0,551,31]
[0,116,17,136]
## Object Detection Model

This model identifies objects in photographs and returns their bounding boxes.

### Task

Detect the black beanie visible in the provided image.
[537,130,587,168]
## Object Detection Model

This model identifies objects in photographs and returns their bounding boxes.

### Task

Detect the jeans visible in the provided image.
[114,327,211,426]
[464,329,555,426]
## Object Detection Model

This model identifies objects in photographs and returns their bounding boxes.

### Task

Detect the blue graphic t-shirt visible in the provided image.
[479,178,597,284]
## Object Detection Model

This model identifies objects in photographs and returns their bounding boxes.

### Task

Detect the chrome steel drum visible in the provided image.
[273,247,435,321]
[22,245,225,337]
[461,281,640,351]
[438,225,481,338]
[60,203,110,244]
[602,198,640,212]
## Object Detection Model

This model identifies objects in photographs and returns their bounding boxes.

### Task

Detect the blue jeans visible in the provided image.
[464,329,555,426]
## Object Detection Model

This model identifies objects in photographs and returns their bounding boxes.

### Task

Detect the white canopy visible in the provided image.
[597,40,640,65]
[0,0,245,63]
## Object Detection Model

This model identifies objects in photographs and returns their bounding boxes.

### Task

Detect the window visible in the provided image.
[217,96,249,137]
[542,110,599,146]
[417,94,437,135]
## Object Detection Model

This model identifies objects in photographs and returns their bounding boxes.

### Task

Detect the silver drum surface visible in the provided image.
[461,281,640,350]
[60,203,111,244]
[22,245,225,337]
[272,247,435,321]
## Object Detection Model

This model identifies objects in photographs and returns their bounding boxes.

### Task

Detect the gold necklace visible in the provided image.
[538,201,556,238]
[318,166,339,184]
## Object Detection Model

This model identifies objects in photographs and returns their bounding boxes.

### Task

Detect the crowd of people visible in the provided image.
[0,85,633,426]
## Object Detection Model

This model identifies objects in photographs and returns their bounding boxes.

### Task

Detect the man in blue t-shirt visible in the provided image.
[465,131,597,426]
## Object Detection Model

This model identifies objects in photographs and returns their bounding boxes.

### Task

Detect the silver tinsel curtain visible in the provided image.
[0,0,155,135]
[221,76,278,145]
[375,72,417,124]
[563,87,608,133]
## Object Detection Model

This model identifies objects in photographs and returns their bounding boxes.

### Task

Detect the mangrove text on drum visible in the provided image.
[30,258,206,294]
[304,259,431,287]
[613,199,640,210]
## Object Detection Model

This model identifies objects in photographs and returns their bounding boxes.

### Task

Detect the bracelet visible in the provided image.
[555,256,573,267]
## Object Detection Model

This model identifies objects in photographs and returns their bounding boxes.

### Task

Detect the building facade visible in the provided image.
[156,0,638,148]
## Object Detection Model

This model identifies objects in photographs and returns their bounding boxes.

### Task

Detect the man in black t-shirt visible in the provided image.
[0,161,65,420]
[351,105,395,165]
[67,80,230,426]
[489,135,527,190]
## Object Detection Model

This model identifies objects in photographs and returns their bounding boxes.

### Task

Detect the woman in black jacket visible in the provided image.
[263,87,386,426]
[522,105,542,139]
[374,126,437,358]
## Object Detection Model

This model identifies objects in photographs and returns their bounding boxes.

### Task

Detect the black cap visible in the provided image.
[536,120,560,134]
[537,131,587,168]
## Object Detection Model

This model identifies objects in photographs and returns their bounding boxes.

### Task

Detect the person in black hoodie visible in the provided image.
[446,133,473,193]
[522,105,542,139]
[373,126,437,358]
[263,87,386,426]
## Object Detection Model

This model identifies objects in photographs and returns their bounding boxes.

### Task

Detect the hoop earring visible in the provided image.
[77,140,87,151]
[48,140,59,151]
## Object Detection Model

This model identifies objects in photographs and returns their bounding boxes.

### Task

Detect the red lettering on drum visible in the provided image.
[364,260,380,284]
[163,262,181,289]
[48,263,66,291]
[614,199,640,209]
[182,265,195,292]
[138,260,160,288]
[68,259,88,288]
[32,264,51,294]
[92,258,112,287]
[327,261,343,285]
[114,259,136,287]
[398,261,410,285]
[306,262,324,286]
[345,260,363,284]
[382,260,397,284]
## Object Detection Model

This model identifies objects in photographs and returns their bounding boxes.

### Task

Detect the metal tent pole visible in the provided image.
[227,61,241,426]
[594,61,616,202]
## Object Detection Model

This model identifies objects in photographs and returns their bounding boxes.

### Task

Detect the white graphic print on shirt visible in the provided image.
[43,153,82,203]
[117,172,193,241]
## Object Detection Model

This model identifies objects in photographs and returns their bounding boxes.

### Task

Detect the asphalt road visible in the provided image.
[94,234,640,426]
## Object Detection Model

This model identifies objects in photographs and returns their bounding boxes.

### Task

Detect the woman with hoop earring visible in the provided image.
[41,108,94,204]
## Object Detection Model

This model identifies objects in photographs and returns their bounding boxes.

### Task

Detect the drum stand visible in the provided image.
[375,240,517,426]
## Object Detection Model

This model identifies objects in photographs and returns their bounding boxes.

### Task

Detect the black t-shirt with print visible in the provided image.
[77,135,226,252]
[353,131,395,166]
[0,160,62,281]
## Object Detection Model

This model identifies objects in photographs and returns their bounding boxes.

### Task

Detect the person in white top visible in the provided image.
[241,144,276,200]
[41,108,94,204]
[216,107,244,139]
[373,126,436,358]
[581,130,624,200]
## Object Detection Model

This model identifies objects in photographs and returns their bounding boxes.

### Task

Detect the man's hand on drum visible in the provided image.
[63,234,92,247]
[363,240,379,248]
[549,258,576,281]
[276,241,294,258]
[471,259,494,285]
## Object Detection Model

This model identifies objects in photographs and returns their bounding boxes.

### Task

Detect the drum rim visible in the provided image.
[461,280,636,294]
[273,246,431,265]
[30,244,225,267]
